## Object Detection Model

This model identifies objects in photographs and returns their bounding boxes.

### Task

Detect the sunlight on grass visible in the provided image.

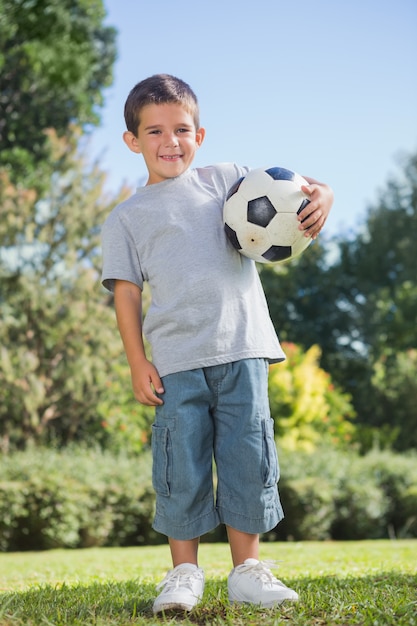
[0,541,416,626]
[1,540,415,590]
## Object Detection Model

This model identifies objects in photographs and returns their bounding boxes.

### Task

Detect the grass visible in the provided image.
[0,540,416,625]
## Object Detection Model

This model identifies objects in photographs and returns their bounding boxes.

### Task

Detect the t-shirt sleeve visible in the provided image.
[101,211,144,293]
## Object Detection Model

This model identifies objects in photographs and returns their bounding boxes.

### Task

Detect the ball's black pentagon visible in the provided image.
[226,176,245,201]
[297,198,311,222]
[265,166,295,182]
[262,245,292,263]
[224,223,242,250]
[247,196,276,227]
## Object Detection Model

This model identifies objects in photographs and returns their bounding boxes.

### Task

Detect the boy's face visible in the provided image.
[123,103,205,185]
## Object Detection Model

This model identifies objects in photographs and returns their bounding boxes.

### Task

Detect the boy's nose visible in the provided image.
[165,134,179,147]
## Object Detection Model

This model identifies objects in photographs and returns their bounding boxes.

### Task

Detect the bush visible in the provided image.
[0,446,416,551]
[269,344,356,452]
[358,449,417,538]
[272,447,417,542]
[275,477,335,541]
[0,446,157,551]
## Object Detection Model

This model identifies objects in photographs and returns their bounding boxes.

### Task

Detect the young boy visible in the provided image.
[101,74,333,614]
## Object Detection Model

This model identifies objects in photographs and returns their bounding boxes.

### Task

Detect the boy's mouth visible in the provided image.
[161,154,182,161]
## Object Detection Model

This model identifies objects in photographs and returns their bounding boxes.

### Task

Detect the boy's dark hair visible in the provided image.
[124,74,200,135]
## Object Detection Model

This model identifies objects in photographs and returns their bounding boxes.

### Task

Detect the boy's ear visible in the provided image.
[196,127,205,148]
[123,131,141,154]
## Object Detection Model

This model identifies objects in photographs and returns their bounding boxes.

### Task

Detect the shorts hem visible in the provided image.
[217,506,284,534]
[152,509,220,541]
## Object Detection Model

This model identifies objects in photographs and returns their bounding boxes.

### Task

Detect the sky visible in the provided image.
[90,0,417,236]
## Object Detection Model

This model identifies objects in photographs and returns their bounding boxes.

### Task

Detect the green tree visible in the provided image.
[370,348,417,451]
[262,151,417,450]
[334,153,417,449]
[337,152,417,359]
[260,240,351,359]
[0,130,130,450]
[0,0,116,187]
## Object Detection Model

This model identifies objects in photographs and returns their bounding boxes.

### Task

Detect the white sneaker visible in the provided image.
[152,563,205,614]
[228,558,299,607]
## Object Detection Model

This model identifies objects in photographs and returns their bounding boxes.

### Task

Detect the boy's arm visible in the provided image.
[298,178,334,240]
[114,279,164,406]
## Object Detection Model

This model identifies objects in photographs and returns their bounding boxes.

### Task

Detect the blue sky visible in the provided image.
[91,0,417,235]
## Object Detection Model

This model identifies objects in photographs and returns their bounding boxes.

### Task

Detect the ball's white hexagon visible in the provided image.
[267,213,300,246]
[236,222,272,259]
[238,169,274,200]
[223,192,247,230]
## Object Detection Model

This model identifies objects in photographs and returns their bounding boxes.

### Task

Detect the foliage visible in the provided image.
[332,152,417,449]
[261,151,417,451]
[96,361,155,455]
[260,239,351,364]
[335,153,417,360]
[0,0,116,187]
[273,447,417,543]
[268,342,355,451]
[0,446,157,551]
[1,446,416,552]
[0,129,130,450]
[371,348,417,450]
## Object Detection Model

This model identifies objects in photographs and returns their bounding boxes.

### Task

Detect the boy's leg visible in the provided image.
[208,359,298,606]
[169,537,200,566]
[226,525,299,606]
[226,526,259,566]
[153,537,204,614]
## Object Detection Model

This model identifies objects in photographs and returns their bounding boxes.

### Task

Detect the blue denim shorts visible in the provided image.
[151,359,283,540]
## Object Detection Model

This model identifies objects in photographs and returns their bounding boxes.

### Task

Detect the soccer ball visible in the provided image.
[223,166,312,263]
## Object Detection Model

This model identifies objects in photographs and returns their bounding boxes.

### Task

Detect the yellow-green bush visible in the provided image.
[269,343,356,451]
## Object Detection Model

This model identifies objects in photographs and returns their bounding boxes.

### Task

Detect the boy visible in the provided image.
[101,74,333,614]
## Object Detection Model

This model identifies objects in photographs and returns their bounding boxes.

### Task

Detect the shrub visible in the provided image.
[0,446,156,551]
[269,344,356,451]
[0,446,416,550]
[358,449,417,538]
[275,447,417,541]
[275,477,335,541]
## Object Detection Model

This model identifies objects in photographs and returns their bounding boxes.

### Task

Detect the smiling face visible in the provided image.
[123,102,205,185]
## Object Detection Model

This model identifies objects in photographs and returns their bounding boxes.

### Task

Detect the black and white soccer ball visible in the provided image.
[223,166,312,263]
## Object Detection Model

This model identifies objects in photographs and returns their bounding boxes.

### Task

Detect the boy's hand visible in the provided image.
[298,182,334,240]
[131,359,164,406]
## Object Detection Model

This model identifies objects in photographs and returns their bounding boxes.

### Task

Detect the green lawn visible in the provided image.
[0,541,416,625]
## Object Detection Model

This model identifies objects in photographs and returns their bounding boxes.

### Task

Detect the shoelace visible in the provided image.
[239,560,284,585]
[156,568,201,593]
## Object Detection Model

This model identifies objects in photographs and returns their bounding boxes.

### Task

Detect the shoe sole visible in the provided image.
[153,601,199,615]
[229,595,299,607]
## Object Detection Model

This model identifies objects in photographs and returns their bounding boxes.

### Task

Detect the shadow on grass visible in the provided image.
[0,574,416,625]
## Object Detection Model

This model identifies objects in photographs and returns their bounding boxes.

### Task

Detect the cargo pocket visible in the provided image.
[151,425,172,496]
[261,417,279,487]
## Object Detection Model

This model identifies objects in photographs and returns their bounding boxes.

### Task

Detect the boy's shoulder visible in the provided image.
[196,162,248,179]
[102,192,141,236]
[194,162,249,190]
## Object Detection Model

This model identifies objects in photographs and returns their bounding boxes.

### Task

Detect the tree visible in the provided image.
[0,130,131,450]
[0,0,116,187]
[260,240,351,359]
[261,151,417,450]
[336,152,417,359]
[333,152,417,448]
[371,348,417,451]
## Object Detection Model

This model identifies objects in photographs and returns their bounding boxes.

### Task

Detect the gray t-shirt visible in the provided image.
[101,163,285,378]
